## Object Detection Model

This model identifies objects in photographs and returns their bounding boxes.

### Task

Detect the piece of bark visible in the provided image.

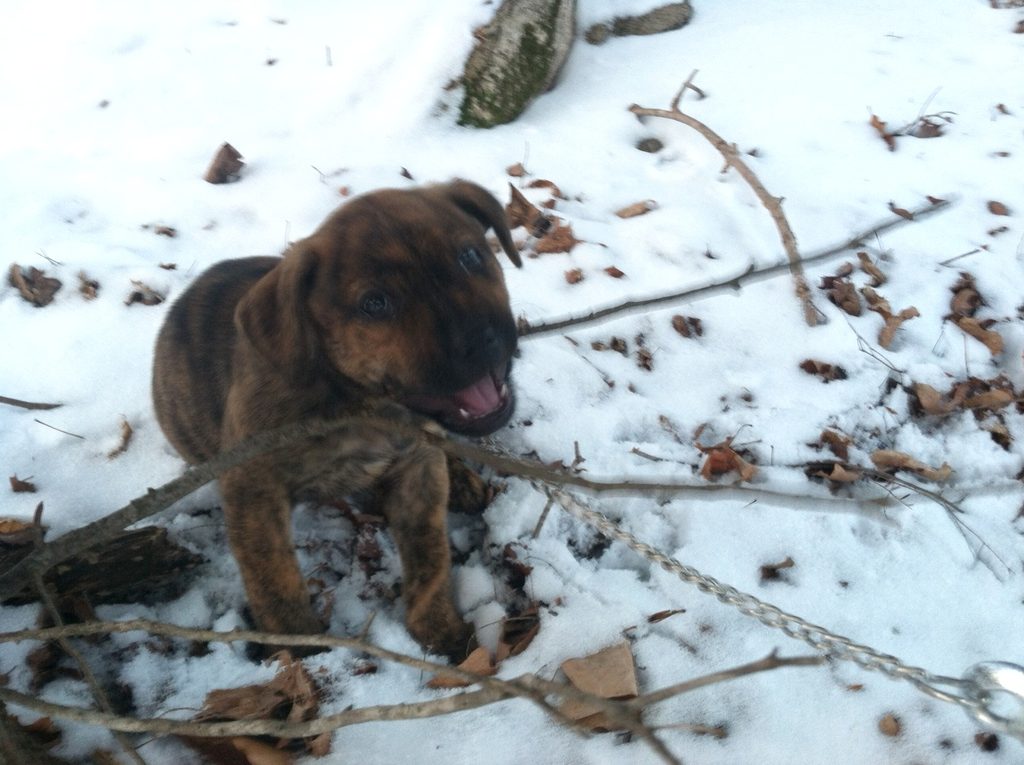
[1,527,203,606]
[203,143,245,184]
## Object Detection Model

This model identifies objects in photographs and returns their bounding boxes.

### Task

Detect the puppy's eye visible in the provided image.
[458,246,485,274]
[360,291,393,319]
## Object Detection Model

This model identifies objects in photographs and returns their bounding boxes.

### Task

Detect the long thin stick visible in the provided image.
[519,198,952,337]
[630,94,821,326]
[0,395,62,411]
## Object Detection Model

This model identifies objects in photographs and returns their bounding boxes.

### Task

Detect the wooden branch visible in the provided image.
[518,197,952,338]
[34,576,147,765]
[630,92,822,327]
[1,408,893,602]
[630,650,824,707]
[0,617,822,765]
[0,395,62,411]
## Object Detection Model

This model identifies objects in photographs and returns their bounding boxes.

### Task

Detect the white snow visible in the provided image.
[2,0,1024,762]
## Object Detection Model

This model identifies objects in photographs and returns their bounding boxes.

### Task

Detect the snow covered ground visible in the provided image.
[2,0,1024,762]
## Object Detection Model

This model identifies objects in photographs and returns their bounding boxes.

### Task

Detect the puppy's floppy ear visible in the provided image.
[234,246,321,379]
[438,179,522,268]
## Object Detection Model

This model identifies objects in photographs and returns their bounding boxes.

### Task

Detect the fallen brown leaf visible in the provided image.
[823,276,861,316]
[125,281,165,306]
[647,608,686,624]
[759,556,795,582]
[887,201,914,220]
[614,200,658,219]
[813,463,863,484]
[9,264,62,307]
[603,266,625,278]
[505,184,552,238]
[77,271,99,300]
[857,252,886,286]
[9,475,37,493]
[671,314,703,338]
[427,645,496,689]
[560,641,638,730]
[987,200,1011,216]
[204,142,245,184]
[506,162,527,177]
[954,316,1003,355]
[699,439,757,482]
[862,288,919,349]
[870,114,897,151]
[913,383,953,415]
[878,713,901,737]
[537,221,581,254]
[799,359,848,383]
[870,450,952,482]
[106,418,134,460]
[818,429,852,461]
[949,272,982,318]
[527,178,565,199]
[564,268,584,284]
[0,516,41,544]
[964,389,1014,410]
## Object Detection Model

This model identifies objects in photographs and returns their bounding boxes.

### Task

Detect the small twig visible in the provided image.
[0,411,889,602]
[630,92,822,327]
[631,650,824,708]
[519,198,953,338]
[0,395,62,411]
[33,419,85,439]
[34,577,147,765]
[531,495,556,539]
[863,469,1011,579]
[669,68,701,111]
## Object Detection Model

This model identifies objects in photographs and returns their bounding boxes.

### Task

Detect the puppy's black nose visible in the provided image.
[463,324,507,368]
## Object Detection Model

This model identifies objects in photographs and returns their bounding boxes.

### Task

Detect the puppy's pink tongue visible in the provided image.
[452,375,502,417]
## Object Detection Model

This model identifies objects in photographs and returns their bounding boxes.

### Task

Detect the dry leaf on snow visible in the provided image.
[647,608,685,624]
[861,288,919,349]
[560,641,638,730]
[0,515,43,545]
[9,475,37,493]
[698,439,757,482]
[857,252,886,286]
[887,201,914,220]
[536,221,581,254]
[184,652,326,761]
[505,184,551,236]
[614,200,658,219]
[564,268,584,284]
[204,142,245,184]
[799,359,848,383]
[125,281,165,306]
[811,462,863,484]
[671,314,703,338]
[953,316,1003,355]
[603,266,625,278]
[949,272,982,318]
[77,271,99,300]
[506,162,527,177]
[9,264,62,307]
[106,418,134,460]
[817,429,852,461]
[870,450,952,482]
[870,114,897,151]
[427,645,496,689]
[759,556,795,582]
[987,200,1011,216]
[823,277,861,316]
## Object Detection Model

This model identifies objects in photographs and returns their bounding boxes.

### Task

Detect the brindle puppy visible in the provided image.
[152,181,520,660]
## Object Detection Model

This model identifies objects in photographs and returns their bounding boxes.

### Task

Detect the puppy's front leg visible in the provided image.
[221,464,324,639]
[380,443,475,662]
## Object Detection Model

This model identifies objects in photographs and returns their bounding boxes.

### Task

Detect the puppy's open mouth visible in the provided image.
[404,365,514,436]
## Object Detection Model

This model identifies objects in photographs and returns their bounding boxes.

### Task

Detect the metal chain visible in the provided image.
[549,488,1024,740]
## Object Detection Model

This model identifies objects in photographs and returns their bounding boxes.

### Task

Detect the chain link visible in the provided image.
[548,489,1024,737]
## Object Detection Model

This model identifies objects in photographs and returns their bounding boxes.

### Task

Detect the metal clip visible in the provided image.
[962,662,1024,741]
